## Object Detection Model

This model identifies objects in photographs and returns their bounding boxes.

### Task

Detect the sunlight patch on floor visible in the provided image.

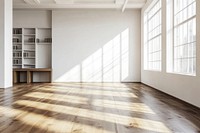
[23,91,154,114]
[47,83,133,91]
[92,99,155,114]
[14,100,172,133]
[24,92,89,104]
[0,106,113,133]
[37,87,138,98]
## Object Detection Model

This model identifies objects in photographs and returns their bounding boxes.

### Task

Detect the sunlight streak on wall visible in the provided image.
[103,35,121,82]
[55,65,81,82]
[82,49,102,82]
[121,29,129,81]
[55,29,130,82]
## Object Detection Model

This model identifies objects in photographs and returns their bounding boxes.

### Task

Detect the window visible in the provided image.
[167,0,196,75]
[144,0,162,71]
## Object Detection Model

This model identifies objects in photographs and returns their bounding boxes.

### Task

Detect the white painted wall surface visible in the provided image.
[141,0,200,108]
[52,9,141,82]
[13,10,52,28]
[0,0,13,88]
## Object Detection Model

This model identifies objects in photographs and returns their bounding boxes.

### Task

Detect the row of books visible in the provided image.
[13,52,22,58]
[37,38,52,43]
[24,52,35,58]
[28,38,35,43]
[13,46,22,50]
[13,38,22,43]
[13,38,52,43]
[13,59,22,65]
[13,29,22,34]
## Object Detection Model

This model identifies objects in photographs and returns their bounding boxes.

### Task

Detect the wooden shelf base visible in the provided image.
[13,68,52,84]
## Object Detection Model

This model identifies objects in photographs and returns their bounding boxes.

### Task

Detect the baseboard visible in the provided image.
[141,82,200,109]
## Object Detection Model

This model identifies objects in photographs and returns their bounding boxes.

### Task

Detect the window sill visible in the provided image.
[166,72,196,77]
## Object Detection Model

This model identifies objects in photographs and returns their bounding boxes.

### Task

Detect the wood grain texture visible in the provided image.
[0,83,199,133]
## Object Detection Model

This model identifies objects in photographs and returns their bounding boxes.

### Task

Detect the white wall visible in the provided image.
[52,9,141,82]
[141,0,200,108]
[13,10,51,28]
[0,0,13,88]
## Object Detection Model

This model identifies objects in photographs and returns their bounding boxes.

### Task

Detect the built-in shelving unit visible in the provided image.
[13,28,52,69]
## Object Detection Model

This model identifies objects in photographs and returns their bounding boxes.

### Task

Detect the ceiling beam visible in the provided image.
[24,0,33,4]
[14,2,146,9]
[53,0,74,4]
[122,0,128,12]
[54,0,58,4]
[33,0,40,4]
[115,0,123,5]
[14,3,122,9]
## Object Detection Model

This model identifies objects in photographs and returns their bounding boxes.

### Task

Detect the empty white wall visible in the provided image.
[13,10,51,28]
[52,9,141,82]
[141,0,200,108]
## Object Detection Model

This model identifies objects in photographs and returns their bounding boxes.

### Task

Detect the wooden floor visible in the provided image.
[0,83,199,133]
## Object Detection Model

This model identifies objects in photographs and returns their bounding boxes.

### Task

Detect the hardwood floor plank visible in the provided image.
[0,83,199,133]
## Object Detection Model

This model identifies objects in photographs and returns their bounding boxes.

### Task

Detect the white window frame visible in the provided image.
[144,0,162,71]
[167,0,196,76]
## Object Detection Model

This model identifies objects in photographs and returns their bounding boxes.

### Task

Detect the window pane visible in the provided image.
[173,0,196,75]
[144,0,162,71]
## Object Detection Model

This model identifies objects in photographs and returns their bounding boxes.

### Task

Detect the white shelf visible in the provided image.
[24,34,36,36]
[24,64,35,66]
[13,42,22,44]
[13,50,22,52]
[37,43,52,45]
[13,28,52,69]
[13,34,22,36]
[24,57,35,59]
[24,43,35,45]
[24,49,35,52]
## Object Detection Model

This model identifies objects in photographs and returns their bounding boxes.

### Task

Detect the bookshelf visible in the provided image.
[13,28,52,69]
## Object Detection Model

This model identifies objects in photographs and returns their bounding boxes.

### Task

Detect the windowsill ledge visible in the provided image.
[166,72,196,77]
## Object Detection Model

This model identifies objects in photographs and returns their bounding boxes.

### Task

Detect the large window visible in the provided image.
[144,0,162,71]
[167,0,196,75]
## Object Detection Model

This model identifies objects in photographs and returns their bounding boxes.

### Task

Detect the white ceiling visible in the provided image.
[13,0,146,11]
